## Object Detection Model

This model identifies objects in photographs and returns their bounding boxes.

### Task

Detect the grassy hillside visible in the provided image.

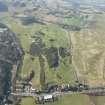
[4,17,76,87]
[3,14,105,105]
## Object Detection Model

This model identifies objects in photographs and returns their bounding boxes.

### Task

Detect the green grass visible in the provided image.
[4,17,76,86]
[21,94,91,105]
[4,15,104,105]
[58,17,81,26]
[3,16,89,105]
[21,98,35,105]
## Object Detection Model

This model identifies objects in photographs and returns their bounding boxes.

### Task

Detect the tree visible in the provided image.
[30,34,46,90]
[39,55,46,90]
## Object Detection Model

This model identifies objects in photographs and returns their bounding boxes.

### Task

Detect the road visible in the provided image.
[11,87,105,97]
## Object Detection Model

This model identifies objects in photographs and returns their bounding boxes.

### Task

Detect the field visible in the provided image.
[2,13,105,105]
[21,94,92,105]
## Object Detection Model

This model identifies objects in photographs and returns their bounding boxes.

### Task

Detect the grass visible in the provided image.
[2,16,94,105]
[4,17,81,105]
[21,94,91,105]
[58,17,81,26]
[4,17,76,87]
[4,14,105,105]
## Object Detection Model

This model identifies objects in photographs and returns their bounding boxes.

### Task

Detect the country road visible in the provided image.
[11,87,105,98]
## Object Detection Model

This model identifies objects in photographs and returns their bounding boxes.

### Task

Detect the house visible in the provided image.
[35,94,58,104]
